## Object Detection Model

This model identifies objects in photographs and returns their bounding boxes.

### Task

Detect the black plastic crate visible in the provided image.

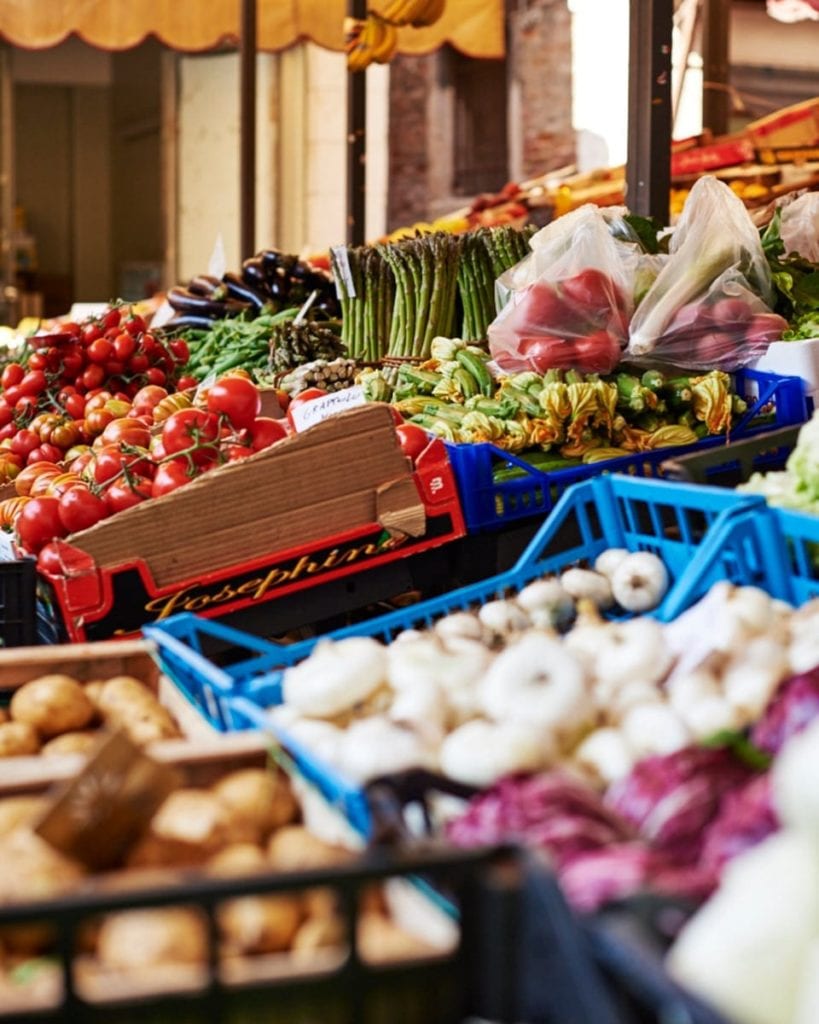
[0,844,632,1024]
[660,424,800,488]
[0,558,38,648]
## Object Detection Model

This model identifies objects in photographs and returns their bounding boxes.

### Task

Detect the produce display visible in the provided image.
[0,763,443,1010]
[741,409,819,511]
[0,671,181,755]
[330,225,532,360]
[165,248,339,331]
[362,338,747,460]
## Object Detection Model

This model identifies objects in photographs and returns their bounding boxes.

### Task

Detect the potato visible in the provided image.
[0,828,84,903]
[357,912,435,963]
[290,913,346,959]
[206,843,268,876]
[96,676,180,745]
[0,721,40,757]
[83,680,105,707]
[40,731,100,758]
[0,708,8,724]
[266,826,354,872]
[127,789,251,868]
[0,796,46,837]
[218,895,303,955]
[10,675,94,738]
[96,908,208,969]
[212,769,298,841]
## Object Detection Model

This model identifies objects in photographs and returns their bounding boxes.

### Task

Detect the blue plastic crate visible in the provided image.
[447,368,807,532]
[767,506,819,607]
[146,475,782,837]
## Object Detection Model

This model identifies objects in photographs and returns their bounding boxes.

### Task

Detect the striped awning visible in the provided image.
[0,0,505,57]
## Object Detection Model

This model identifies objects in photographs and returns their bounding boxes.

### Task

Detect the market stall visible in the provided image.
[2,3,819,1022]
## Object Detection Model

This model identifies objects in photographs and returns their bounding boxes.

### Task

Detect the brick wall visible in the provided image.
[386,0,574,230]
[508,0,575,180]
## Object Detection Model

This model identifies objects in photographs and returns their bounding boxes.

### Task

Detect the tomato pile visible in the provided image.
[0,307,201,483]
[0,363,288,563]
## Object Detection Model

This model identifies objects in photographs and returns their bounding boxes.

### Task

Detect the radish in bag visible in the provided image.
[626,176,788,371]
[488,204,644,375]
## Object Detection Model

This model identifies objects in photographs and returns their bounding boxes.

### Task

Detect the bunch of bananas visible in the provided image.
[345,13,398,72]
[380,0,446,27]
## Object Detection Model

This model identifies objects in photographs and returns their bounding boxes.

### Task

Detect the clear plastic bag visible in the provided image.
[781,192,819,262]
[626,176,786,371]
[488,204,640,375]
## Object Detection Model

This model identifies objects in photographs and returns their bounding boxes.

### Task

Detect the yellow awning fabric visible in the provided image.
[0,0,505,58]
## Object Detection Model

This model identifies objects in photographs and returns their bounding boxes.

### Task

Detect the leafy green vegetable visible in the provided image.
[783,311,819,341]
[700,729,772,771]
[621,213,670,255]
[762,208,819,320]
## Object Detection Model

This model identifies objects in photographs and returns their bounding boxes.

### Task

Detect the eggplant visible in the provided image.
[188,274,228,301]
[163,314,219,333]
[167,287,249,319]
[222,272,268,311]
[241,261,269,293]
[260,249,283,273]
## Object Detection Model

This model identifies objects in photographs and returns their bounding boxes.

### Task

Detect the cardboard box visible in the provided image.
[748,98,819,150]
[35,405,465,641]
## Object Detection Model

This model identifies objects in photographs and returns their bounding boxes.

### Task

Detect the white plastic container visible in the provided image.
[753,337,819,412]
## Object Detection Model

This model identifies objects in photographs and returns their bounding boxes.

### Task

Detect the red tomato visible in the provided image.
[19,370,46,397]
[169,339,190,364]
[10,429,41,459]
[100,308,121,331]
[37,542,64,575]
[1,363,24,389]
[572,329,622,373]
[16,496,65,553]
[91,444,153,485]
[131,385,168,418]
[286,388,327,430]
[58,487,107,533]
[248,417,288,451]
[207,376,261,430]
[151,460,193,498]
[87,338,114,365]
[395,423,430,462]
[112,332,136,361]
[128,353,149,374]
[63,393,86,419]
[82,364,106,390]
[27,351,48,371]
[0,401,11,428]
[162,408,220,463]
[84,392,113,413]
[101,418,151,448]
[104,476,153,513]
[519,335,569,373]
[50,421,82,450]
[510,282,575,333]
[62,321,82,339]
[123,314,146,336]
[176,375,198,393]
[104,359,125,377]
[85,409,114,436]
[81,323,103,345]
[145,367,166,386]
[224,443,254,462]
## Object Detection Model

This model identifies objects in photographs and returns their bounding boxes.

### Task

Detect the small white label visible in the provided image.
[290,386,367,432]
[330,246,356,299]
[0,532,18,562]
[69,303,109,322]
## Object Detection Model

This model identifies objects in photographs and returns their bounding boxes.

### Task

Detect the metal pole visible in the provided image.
[346,0,367,246]
[626,0,674,224]
[240,0,257,261]
[0,47,16,326]
[701,0,731,137]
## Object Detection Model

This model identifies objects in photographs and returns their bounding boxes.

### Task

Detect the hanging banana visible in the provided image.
[346,1,445,72]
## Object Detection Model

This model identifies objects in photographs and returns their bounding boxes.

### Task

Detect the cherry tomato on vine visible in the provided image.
[123,314,147,337]
[162,408,220,464]
[104,476,153,514]
[10,430,40,459]
[145,367,166,387]
[176,375,198,393]
[19,370,46,397]
[82,364,106,390]
[168,339,190,364]
[100,308,121,332]
[87,338,114,365]
[113,332,137,361]
[27,351,49,372]
[151,460,193,498]
[1,363,24,390]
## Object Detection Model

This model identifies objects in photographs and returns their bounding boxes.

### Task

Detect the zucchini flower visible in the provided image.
[506,371,544,393]
[561,433,603,459]
[691,371,733,435]
[430,336,466,362]
[592,380,619,437]
[432,375,465,403]
[616,425,654,452]
[582,447,631,464]
[566,382,600,444]
[525,416,562,450]
[538,382,571,425]
[493,417,530,453]
[460,411,506,444]
[644,425,699,449]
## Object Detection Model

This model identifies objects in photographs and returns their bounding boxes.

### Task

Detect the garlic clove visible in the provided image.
[574,727,636,787]
[620,702,690,758]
